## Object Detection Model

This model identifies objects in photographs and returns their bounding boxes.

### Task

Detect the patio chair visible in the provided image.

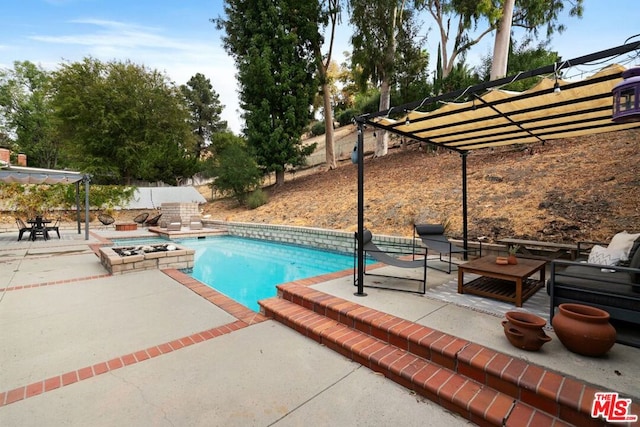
[354,229,427,294]
[133,213,149,225]
[16,218,33,241]
[166,216,182,231]
[144,213,162,227]
[414,223,466,274]
[98,213,115,229]
[189,215,203,230]
[46,217,61,238]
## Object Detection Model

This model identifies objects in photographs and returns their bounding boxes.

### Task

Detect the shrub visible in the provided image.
[209,142,262,203]
[337,108,359,126]
[246,188,268,209]
[310,121,326,136]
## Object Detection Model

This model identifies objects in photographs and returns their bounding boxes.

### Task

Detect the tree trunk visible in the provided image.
[275,169,285,187]
[322,82,336,169]
[375,78,390,157]
[490,0,515,81]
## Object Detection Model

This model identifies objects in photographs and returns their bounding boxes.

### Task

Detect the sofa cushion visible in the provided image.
[587,245,626,266]
[555,265,636,294]
[608,231,640,260]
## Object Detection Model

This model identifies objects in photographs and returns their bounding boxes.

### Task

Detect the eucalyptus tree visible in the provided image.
[0,61,60,168]
[417,0,583,81]
[314,0,342,170]
[349,0,427,156]
[217,0,320,186]
[180,73,227,159]
[51,58,198,185]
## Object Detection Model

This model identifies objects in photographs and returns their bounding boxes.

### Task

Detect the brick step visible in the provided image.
[261,298,577,426]
[259,283,634,427]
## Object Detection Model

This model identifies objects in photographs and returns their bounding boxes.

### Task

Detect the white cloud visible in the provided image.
[24,18,242,133]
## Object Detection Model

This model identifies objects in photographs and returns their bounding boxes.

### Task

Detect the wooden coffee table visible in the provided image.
[457,256,546,307]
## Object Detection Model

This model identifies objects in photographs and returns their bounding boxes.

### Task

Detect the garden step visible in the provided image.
[259,283,636,427]
[260,297,575,426]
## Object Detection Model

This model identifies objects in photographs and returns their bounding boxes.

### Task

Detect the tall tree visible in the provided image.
[349,0,403,157]
[51,58,198,185]
[312,0,342,170]
[491,0,583,79]
[217,0,319,186]
[0,61,60,168]
[418,0,583,80]
[180,73,227,159]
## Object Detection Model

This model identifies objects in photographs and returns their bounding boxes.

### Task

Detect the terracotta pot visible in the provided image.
[552,303,616,357]
[507,254,518,264]
[502,311,551,351]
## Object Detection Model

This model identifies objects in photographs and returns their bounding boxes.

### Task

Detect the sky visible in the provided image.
[0,0,639,135]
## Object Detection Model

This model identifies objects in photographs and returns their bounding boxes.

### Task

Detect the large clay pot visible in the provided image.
[502,311,551,351]
[552,303,616,357]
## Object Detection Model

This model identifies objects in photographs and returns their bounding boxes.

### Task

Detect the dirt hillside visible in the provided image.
[202,127,640,244]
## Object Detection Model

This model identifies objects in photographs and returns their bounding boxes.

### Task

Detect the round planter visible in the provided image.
[551,303,616,357]
[507,255,518,265]
[502,311,551,351]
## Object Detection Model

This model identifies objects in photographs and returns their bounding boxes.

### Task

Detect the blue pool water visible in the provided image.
[113,236,357,311]
[186,236,356,311]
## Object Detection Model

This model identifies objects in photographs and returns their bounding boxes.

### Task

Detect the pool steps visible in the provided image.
[259,283,634,426]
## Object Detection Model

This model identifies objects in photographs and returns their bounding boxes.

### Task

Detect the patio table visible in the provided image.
[457,256,546,307]
[27,217,51,241]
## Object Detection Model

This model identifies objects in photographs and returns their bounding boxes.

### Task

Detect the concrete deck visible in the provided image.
[0,227,638,426]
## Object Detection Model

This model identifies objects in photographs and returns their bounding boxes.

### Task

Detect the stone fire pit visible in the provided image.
[99,243,195,275]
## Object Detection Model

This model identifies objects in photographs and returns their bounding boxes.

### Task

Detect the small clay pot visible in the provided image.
[507,254,518,265]
[502,311,551,351]
[552,303,616,357]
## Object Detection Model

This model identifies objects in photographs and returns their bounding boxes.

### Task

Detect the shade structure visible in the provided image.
[368,63,640,152]
[0,163,91,240]
[352,41,640,296]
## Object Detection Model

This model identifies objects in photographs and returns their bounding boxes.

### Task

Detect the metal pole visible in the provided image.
[84,176,90,240]
[461,152,469,259]
[355,122,367,296]
[76,181,81,234]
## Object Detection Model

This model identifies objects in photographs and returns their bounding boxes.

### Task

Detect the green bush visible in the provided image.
[337,108,359,126]
[209,141,262,203]
[310,121,326,136]
[246,188,268,209]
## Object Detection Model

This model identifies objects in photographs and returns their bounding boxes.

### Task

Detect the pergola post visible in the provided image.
[461,151,469,259]
[84,175,90,240]
[355,121,367,297]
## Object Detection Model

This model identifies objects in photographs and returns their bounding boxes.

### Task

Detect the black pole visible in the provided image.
[461,152,469,260]
[75,181,81,234]
[355,122,367,296]
[84,176,90,240]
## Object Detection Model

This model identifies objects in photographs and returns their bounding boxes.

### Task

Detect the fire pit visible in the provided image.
[99,242,194,274]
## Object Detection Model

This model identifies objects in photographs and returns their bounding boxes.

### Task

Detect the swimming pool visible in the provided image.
[112,235,357,311]
[185,236,356,311]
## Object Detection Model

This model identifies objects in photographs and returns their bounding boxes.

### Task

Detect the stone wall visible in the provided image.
[160,202,200,226]
[204,220,487,257]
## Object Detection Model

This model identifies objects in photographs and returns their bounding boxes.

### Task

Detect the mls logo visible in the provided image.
[591,392,638,423]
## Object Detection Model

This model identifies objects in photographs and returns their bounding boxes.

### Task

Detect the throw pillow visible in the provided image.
[588,245,626,266]
[607,231,640,260]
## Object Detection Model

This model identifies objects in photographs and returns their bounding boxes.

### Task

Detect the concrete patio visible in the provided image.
[0,226,638,426]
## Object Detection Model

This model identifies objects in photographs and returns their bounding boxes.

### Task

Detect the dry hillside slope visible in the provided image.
[203,128,640,243]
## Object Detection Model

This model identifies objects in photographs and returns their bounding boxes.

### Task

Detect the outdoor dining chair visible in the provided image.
[16,218,32,241]
[46,217,61,238]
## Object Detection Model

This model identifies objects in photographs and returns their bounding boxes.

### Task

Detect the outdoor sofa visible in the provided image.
[548,232,640,347]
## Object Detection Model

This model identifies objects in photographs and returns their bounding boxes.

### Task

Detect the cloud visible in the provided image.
[26,18,242,133]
